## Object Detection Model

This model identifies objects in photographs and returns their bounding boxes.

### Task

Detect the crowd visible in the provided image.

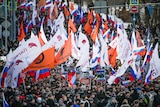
[0,0,160,107]
[0,71,160,107]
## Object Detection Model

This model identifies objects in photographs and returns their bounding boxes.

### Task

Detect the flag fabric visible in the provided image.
[63,5,70,17]
[42,28,67,51]
[23,47,55,72]
[129,67,137,82]
[142,44,154,69]
[12,36,42,63]
[90,37,100,68]
[83,10,94,35]
[37,0,46,11]
[71,31,80,59]
[145,43,160,84]
[2,93,10,107]
[68,18,77,33]
[146,27,150,50]
[136,29,144,47]
[38,24,48,46]
[51,2,59,21]
[98,31,109,67]
[68,69,76,87]
[76,32,90,71]
[54,35,71,66]
[108,54,136,85]
[90,20,99,42]
[116,28,131,61]
[18,21,26,42]
[108,47,117,68]
[36,69,51,80]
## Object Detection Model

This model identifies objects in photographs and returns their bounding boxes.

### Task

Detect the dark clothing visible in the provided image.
[47,99,56,107]
[12,100,23,107]
[153,94,160,107]
[27,103,38,107]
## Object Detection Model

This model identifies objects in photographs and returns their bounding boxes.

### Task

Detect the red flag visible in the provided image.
[90,20,99,42]
[108,47,117,68]
[55,36,72,66]
[23,47,55,72]
[68,18,77,33]
[18,21,26,41]
[63,5,70,17]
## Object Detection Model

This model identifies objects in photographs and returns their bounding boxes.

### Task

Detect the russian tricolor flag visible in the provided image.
[36,69,51,80]
[1,67,8,78]
[68,69,76,87]
[145,70,152,85]
[129,67,137,82]
[142,44,153,69]
[17,73,23,87]
[2,93,9,107]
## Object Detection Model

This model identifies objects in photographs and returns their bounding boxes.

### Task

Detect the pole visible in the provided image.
[11,0,16,41]
[133,13,136,31]
[4,0,8,52]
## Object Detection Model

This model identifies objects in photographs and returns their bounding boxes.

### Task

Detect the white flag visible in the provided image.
[71,31,80,59]
[76,32,90,71]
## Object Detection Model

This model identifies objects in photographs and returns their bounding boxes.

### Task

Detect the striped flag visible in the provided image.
[2,93,9,107]
[36,69,51,80]
[68,69,76,87]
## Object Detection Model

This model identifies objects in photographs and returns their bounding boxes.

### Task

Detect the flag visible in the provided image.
[83,10,94,35]
[129,67,137,82]
[37,0,46,11]
[68,69,76,87]
[68,18,77,33]
[98,31,109,67]
[142,44,154,69]
[71,31,80,59]
[18,21,26,42]
[90,37,100,68]
[76,32,90,71]
[69,2,75,14]
[2,93,10,107]
[63,5,70,17]
[107,54,137,85]
[145,43,160,83]
[12,36,42,62]
[136,30,144,47]
[146,27,150,50]
[42,28,67,51]
[131,30,137,51]
[116,28,131,61]
[90,20,99,42]
[108,47,117,68]
[51,2,59,21]
[54,35,71,66]
[36,69,51,80]
[23,47,55,72]
[38,24,48,46]
[17,73,23,87]
[83,21,92,35]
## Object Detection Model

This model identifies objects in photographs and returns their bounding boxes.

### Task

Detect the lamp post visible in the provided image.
[4,0,8,52]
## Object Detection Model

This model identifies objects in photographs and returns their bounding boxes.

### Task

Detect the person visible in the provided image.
[153,90,160,107]
[131,100,139,107]
[46,94,57,107]
[27,98,38,107]
[39,100,49,107]
[73,99,80,107]
[12,94,23,107]
[120,99,130,107]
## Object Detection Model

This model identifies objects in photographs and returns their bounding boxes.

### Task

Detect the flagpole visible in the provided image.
[22,77,26,93]
[4,0,8,52]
